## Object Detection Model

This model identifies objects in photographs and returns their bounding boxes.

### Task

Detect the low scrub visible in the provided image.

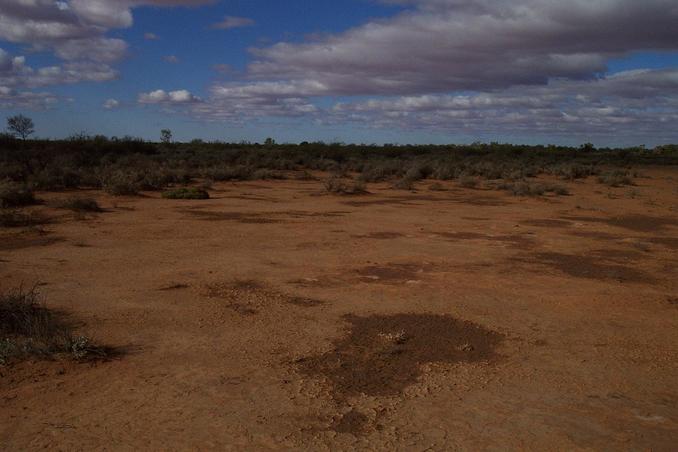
[55,197,102,212]
[498,180,569,196]
[0,180,35,208]
[392,176,416,190]
[598,169,634,187]
[324,176,368,195]
[458,175,480,188]
[100,171,141,196]
[0,210,45,228]
[161,187,210,200]
[0,287,109,365]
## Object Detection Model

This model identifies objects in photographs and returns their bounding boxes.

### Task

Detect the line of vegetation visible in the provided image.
[1,128,676,198]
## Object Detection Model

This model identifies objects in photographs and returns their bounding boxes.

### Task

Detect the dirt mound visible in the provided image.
[297,313,502,399]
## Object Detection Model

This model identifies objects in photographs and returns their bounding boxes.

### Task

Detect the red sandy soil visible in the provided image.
[1,169,677,450]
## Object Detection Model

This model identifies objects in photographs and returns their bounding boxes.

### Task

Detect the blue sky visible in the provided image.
[1,0,678,146]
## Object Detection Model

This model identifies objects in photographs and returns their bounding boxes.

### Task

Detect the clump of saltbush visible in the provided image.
[324,176,368,195]
[458,175,480,189]
[0,180,35,208]
[0,287,109,365]
[0,210,45,228]
[100,171,141,196]
[598,169,634,187]
[497,179,569,196]
[161,187,210,200]
[55,197,102,212]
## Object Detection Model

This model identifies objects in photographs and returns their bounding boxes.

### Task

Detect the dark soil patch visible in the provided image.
[297,314,502,398]
[514,252,654,283]
[648,237,678,250]
[461,217,491,221]
[282,210,349,218]
[181,209,282,224]
[437,231,535,248]
[342,195,440,207]
[521,219,573,228]
[570,231,620,241]
[356,263,435,283]
[461,196,508,207]
[561,214,677,233]
[201,280,324,314]
[285,296,325,308]
[330,410,370,435]
[352,232,405,240]
[0,233,63,251]
[159,283,190,291]
[589,249,643,261]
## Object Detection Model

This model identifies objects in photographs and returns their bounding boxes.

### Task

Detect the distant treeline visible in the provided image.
[1,134,677,195]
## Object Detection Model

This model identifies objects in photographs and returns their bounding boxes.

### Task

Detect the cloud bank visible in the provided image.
[150,0,676,142]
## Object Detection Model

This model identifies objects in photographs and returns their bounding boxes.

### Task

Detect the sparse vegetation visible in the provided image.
[0,287,108,365]
[0,137,675,201]
[161,187,210,199]
[324,176,368,195]
[101,171,141,196]
[598,169,634,187]
[55,197,102,212]
[0,209,45,228]
[459,175,480,189]
[497,180,570,196]
[0,180,35,208]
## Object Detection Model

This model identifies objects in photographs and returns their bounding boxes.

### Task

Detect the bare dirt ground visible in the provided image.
[1,168,677,450]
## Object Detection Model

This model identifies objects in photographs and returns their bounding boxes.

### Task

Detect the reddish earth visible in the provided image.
[1,168,677,450]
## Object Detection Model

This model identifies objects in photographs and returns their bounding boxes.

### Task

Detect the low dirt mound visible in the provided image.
[298,313,502,399]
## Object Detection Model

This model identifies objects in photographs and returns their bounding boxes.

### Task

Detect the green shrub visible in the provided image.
[161,187,210,200]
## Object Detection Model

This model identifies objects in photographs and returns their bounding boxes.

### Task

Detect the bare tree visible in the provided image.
[6,115,35,140]
[160,129,173,144]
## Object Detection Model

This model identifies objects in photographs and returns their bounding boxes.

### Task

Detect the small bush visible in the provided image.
[324,176,368,195]
[428,182,446,191]
[499,180,569,197]
[0,287,109,364]
[598,169,633,187]
[392,176,416,190]
[0,210,45,228]
[553,164,598,180]
[101,171,141,196]
[295,170,317,181]
[459,176,479,188]
[161,187,210,200]
[0,180,35,208]
[55,197,102,212]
